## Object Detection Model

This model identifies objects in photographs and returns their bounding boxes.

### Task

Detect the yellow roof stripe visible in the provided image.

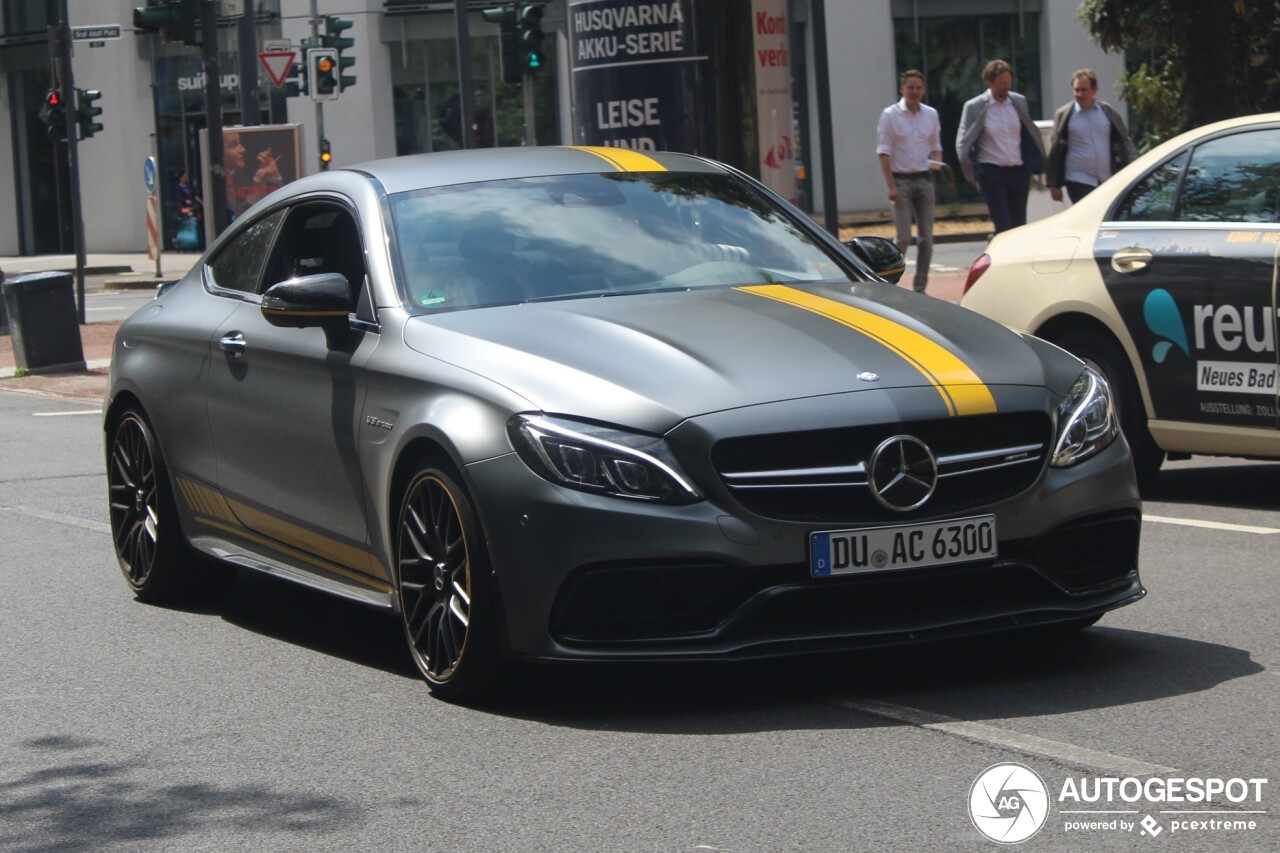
[571,145,667,172]
[737,285,997,416]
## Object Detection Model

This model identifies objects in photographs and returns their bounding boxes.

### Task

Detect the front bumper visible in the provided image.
[464,433,1142,663]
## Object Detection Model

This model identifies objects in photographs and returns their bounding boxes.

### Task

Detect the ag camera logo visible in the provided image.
[969,763,1050,844]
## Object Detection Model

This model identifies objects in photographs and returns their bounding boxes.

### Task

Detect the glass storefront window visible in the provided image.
[391,31,558,154]
[892,12,1041,207]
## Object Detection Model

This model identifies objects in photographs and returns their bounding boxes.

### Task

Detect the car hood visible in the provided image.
[403,282,1081,432]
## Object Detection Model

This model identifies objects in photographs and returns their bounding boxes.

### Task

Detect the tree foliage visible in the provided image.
[1079,0,1280,148]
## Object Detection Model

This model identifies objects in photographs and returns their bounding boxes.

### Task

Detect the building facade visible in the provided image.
[0,0,1124,255]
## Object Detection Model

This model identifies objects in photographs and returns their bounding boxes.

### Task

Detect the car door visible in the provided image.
[206,198,384,582]
[1096,125,1280,433]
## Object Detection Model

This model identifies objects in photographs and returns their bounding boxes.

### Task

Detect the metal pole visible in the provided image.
[310,0,324,169]
[54,0,87,323]
[523,72,536,145]
[204,0,228,237]
[237,0,261,126]
[810,0,839,236]
[455,1,475,148]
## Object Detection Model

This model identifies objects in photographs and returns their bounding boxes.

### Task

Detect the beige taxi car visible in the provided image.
[962,113,1280,485]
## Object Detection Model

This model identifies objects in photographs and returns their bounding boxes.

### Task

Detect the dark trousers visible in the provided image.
[979,165,1031,233]
[1065,180,1096,204]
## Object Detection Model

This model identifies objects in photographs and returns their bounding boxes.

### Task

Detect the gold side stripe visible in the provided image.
[570,145,668,172]
[176,476,390,583]
[177,477,237,524]
[197,517,393,594]
[226,497,389,582]
[736,285,998,416]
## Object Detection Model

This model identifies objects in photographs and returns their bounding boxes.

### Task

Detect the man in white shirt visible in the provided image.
[876,69,943,293]
[1045,68,1139,204]
[956,59,1046,233]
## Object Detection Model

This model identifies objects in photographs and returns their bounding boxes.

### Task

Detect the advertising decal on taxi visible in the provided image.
[1144,287,1278,396]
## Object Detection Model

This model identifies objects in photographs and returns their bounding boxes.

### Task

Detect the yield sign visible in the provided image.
[259,50,297,89]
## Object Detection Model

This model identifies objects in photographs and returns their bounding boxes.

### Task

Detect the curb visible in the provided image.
[103,278,170,290]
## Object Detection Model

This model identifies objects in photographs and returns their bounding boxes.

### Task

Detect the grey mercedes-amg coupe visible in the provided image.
[105,146,1143,702]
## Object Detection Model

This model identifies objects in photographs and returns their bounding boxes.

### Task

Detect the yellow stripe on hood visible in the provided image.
[737,285,997,416]
[571,146,668,172]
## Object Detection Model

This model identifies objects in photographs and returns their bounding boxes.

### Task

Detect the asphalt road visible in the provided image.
[1,391,1276,851]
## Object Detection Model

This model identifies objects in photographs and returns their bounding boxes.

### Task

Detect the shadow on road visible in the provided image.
[1144,460,1280,511]
[191,564,1261,737]
[0,735,359,852]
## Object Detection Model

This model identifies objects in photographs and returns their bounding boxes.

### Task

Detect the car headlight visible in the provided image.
[1051,368,1120,467]
[508,414,703,504]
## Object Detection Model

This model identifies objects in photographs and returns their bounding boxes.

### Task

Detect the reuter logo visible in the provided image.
[969,764,1270,844]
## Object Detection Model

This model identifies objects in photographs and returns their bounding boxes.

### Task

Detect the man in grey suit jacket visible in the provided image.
[956,59,1046,233]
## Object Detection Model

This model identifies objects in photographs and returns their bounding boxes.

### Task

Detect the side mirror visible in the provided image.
[846,236,906,284]
[261,272,352,347]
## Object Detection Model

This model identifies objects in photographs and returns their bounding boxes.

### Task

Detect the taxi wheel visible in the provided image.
[107,409,234,604]
[395,463,503,703]
[1057,330,1164,487]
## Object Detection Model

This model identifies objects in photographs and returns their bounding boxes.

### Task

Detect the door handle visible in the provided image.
[1111,247,1153,274]
[218,332,246,357]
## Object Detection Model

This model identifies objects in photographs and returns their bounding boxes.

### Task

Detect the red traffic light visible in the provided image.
[46,91,61,106]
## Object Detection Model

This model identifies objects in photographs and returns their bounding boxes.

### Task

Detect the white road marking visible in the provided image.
[0,505,111,534]
[835,697,1179,776]
[1145,514,1280,535]
[34,409,101,417]
[86,306,123,312]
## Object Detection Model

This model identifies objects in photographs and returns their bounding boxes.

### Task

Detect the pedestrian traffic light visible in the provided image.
[483,4,522,85]
[309,48,339,101]
[76,88,104,140]
[323,16,357,90]
[38,89,67,142]
[320,138,332,169]
[132,0,199,47]
[517,3,546,73]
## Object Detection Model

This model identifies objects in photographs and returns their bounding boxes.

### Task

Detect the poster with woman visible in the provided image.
[200,124,302,244]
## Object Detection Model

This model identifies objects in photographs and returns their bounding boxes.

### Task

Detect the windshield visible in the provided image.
[390,171,856,313]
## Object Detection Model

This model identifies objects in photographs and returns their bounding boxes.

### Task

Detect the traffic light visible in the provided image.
[517,3,546,74]
[483,4,522,85]
[132,0,199,47]
[309,48,339,101]
[320,138,332,169]
[38,89,67,142]
[76,89,104,140]
[323,16,357,90]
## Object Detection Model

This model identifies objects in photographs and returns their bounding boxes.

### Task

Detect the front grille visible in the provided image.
[712,412,1051,522]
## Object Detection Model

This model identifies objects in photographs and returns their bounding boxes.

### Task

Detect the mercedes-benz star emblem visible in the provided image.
[868,435,937,511]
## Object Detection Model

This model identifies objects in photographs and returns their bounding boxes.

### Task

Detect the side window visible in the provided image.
[261,203,368,308]
[1177,129,1280,223]
[206,208,287,293]
[1113,152,1188,222]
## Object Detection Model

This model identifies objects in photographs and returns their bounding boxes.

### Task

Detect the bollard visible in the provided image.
[1,271,86,374]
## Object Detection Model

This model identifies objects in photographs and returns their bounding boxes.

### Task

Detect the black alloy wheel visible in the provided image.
[108,411,164,593]
[107,408,232,603]
[396,465,500,701]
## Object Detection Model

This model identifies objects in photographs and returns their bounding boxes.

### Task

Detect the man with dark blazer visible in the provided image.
[956,59,1046,233]
[1045,68,1139,204]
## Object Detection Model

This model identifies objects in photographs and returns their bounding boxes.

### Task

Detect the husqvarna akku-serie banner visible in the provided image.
[569,0,797,202]
[1097,227,1280,430]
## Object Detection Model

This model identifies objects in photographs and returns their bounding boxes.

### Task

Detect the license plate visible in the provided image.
[810,515,997,577]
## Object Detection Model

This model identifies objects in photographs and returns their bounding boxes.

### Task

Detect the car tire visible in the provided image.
[107,408,235,604]
[1056,329,1164,487]
[395,462,503,703]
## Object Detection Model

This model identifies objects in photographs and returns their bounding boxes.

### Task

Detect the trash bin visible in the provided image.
[2,271,86,374]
